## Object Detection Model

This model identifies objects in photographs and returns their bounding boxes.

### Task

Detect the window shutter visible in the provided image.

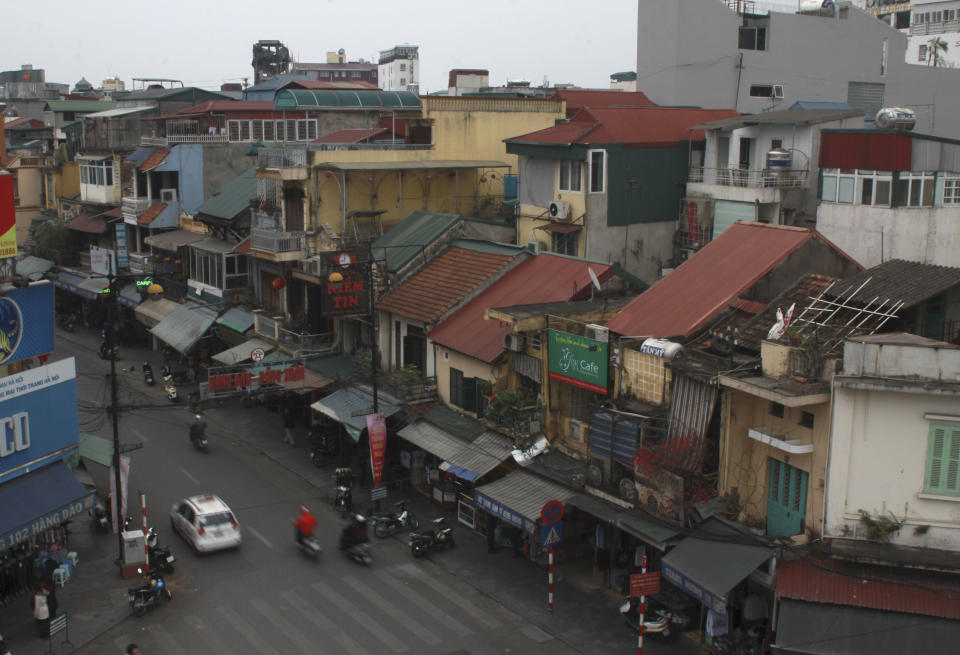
[463,377,478,414]
[450,369,464,408]
[947,427,960,493]
[927,426,948,492]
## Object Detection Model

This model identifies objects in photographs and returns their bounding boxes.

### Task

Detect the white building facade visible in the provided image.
[378,46,419,93]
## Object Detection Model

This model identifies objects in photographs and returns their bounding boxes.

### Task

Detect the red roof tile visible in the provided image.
[102,207,124,218]
[314,128,391,144]
[377,246,516,325]
[606,223,855,340]
[554,89,657,114]
[428,254,613,363]
[140,148,169,171]
[4,117,45,129]
[778,555,960,620]
[137,202,167,226]
[66,213,107,234]
[508,107,741,147]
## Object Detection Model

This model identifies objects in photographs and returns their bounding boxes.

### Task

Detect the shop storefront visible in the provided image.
[396,419,467,507]
[438,431,513,530]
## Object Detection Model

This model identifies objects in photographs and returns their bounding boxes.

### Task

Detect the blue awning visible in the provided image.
[149,302,218,354]
[125,146,154,166]
[118,284,142,309]
[0,461,96,549]
[310,386,402,441]
[473,469,576,534]
[54,272,99,300]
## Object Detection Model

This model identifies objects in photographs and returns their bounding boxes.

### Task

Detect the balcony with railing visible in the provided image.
[252,311,338,355]
[250,210,306,260]
[689,166,809,189]
[122,196,151,217]
[910,19,960,36]
[257,148,308,180]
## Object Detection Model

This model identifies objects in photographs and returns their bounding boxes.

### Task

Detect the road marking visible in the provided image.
[216,605,280,655]
[395,562,502,629]
[251,597,329,655]
[312,580,409,653]
[372,568,472,637]
[178,467,199,484]
[247,526,274,549]
[342,574,441,646]
[131,427,148,444]
[281,590,372,655]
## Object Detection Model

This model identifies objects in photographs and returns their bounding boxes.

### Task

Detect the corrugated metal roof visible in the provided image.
[15,256,54,278]
[440,431,513,480]
[690,108,864,131]
[195,167,258,222]
[274,89,421,111]
[420,405,485,441]
[85,106,155,119]
[428,253,613,363]
[377,245,517,325]
[66,213,107,234]
[144,229,205,251]
[140,148,169,171]
[662,531,773,607]
[310,386,402,433]
[554,89,657,115]
[133,298,181,328]
[43,100,116,113]
[149,302,217,354]
[829,259,960,309]
[315,160,509,172]
[191,238,239,254]
[606,223,853,339]
[216,306,255,334]
[777,555,960,620]
[212,338,274,365]
[473,469,576,524]
[397,420,468,460]
[371,210,462,273]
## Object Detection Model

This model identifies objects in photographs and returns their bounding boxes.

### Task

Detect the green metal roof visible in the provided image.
[195,167,258,221]
[372,210,462,273]
[452,238,525,256]
[43,100,117,113]
[421,405,486,442]
[274,89,421,111]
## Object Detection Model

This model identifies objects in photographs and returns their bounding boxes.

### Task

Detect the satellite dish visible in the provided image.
[587,267,601,291]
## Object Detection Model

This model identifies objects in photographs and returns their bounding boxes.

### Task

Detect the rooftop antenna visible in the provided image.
[588,267,601,302]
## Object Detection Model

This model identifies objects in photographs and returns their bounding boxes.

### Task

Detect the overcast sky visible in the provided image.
[5,0,638,93]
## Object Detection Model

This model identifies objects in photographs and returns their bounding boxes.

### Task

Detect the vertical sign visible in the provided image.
[115,223,129,269]
[0,172,17,258]
[367,413,387,487]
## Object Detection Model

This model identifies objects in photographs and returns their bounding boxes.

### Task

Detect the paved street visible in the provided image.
[0,327,704,655]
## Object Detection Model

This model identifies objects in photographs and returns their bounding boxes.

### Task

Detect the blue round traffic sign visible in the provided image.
[541,499,564,524]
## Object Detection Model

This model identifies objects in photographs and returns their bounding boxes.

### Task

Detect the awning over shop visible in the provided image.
[78,276,109,297]
[310,386,402,442]
[535,223,582,234]
[397,420,467,461]
[134,297,181,329]
[54,272,97,300]
[66,213,108,234]
[149,302,218,354]
[191,237,238,254]
[216,306,255,334]
[440,431,513,481]
[473,469,576,534]
[212,338,275,366]
[774,599,960,654]
[661,527,774,612]
[566,493,680,551]
[306,354,355,381]
[0,461,96,549]
[118,284,143,309]
[16,256,54,280]
[144,229,205,252]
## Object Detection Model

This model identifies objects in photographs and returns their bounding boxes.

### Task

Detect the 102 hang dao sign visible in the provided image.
[547,329,608,394]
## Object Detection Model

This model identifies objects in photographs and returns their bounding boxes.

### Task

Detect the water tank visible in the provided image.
[875,107,917,131]
[766,147,792,171]
[639,338,684,361]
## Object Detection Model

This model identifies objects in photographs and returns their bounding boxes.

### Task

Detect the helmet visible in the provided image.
[195,414,202,421]
[150,579,157,588]
[300,505,310,514]
[354,514,366,523]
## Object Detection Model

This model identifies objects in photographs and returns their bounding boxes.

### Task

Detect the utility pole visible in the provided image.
[368,244,378,415]
[107,266,124,570]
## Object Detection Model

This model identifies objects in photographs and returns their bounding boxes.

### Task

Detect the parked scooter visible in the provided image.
[333,468,353,517]
[409,517,455,557]
[619,597,674,640]
[128,567,172,617]
[162,374,179,402]
[189,414,208,452]
[373,500,418,538]
[98,341,118,360]
[146,527,176,574]
[143,362,155,386]
[309,429,339,468]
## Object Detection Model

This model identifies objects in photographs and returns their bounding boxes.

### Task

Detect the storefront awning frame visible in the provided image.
[310,386,402,441]
[149,302,218,355]
[397,420,467,461]
[439,430,513,482]
[473,469,576,534]
[0,461,96,549]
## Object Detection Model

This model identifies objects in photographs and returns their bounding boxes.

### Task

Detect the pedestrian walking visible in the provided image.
[125,643,140,655]
[486,518,497,554]
[282,407,296,446]
[44,580,58,618]
[31,586,50,637]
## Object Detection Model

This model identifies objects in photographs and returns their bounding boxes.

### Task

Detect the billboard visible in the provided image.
[547,329,608,394]
[206,358,307,399]
[321,252,370,317]
[0,172,17,258]
[0,281,55,366]
[0,357,79,484]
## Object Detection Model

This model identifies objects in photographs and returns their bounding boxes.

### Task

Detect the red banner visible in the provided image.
[367,413,387,487]
[0,173,17,258]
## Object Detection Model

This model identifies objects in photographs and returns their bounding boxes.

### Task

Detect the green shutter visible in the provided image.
[463,378,478,414]
[925,425,960,494]
[947,427,960,493]
[450,369,464,409]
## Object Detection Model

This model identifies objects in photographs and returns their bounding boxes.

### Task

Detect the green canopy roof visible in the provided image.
[43,100,117,113]
[195,167,258,222]
[371,210,462,273]
[274,89,421,111]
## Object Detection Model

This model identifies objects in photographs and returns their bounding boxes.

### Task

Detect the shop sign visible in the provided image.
[207,358,306,399]
[115,223,129,269]
[0,172,17,258]
[90,245,116,276]
[473,490,536,534]
[321,252,369,317]
[0,492,95,550]
[630,571,661,597]
[0,281,54,366]
[661,560,727,614]
[547,329,608,394]
[0,358,79,483]
[864,1,911,16]
[367,413,387,487]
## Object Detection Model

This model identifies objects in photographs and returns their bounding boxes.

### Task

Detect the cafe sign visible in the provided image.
[547,329,608,394]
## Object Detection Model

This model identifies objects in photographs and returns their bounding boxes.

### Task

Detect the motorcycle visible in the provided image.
[128,567,172,617]
[98,341,118,360]
[146,528,176,574]
[373,500,418,538]
[619,597,689,641]
[189,421,208,453]
[293,529,323,561]
[162,374,179,402]
[339,515,373,566]
[309,430,339,468]
[143,362,154,386]
[409,517,455,557]
[89,501,110,533]
[333,468,353,517]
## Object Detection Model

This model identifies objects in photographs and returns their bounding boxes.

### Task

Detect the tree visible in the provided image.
[31,220,77,266]
[928,37,949,67]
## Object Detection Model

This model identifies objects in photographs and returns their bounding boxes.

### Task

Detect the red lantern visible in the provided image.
[272,277,286,290]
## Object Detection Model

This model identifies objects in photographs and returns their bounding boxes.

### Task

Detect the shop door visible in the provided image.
[766,458,808,537]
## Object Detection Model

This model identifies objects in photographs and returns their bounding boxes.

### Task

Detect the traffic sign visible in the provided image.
[541,522,563,549]
[250,347,266,363]
[541,499,564,524]
[630,571,661,597]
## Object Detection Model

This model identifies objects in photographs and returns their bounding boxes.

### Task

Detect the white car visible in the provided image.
[170,494,241,553]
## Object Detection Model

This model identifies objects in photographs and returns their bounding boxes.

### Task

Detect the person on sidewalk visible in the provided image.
[282,407,296,446]
[43,580,58,618]
[31,585,50,637]
[125,644,140,655]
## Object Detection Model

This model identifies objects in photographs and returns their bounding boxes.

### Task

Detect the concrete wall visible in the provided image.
[636,0,960,138]
[585,213,673,284]
[818,203,960,268]
[826,383,960,550]
[747,239,862,301]
[720,388,831,537]
[198,144,255,208]
[843,340,960,379]
[379,311,436,377]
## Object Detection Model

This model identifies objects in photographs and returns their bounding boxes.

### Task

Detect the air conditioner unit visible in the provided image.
[527,240,540,255]
[547,200,571,220]
[504,332,526,352]
[585,324,609,343]
[160,188,178,203]
[773,84,784,99]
